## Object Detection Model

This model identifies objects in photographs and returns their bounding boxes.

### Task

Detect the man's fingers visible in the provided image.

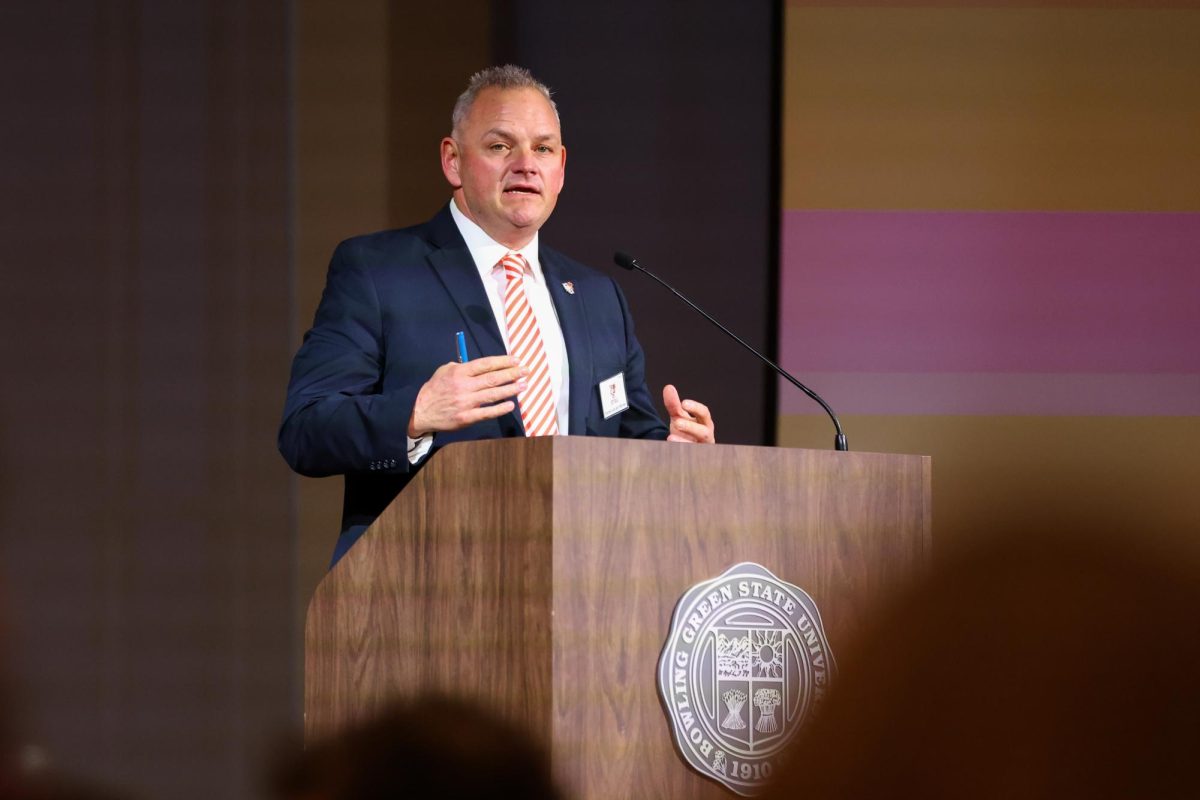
[448,398,513,429]
[457,400,517,426]
[662,384,686,417]
[412,356,526,435]
[681,399,711,424]
[668,395,715,444]
[474,364,527,390]
[463,354,521,377]
[474,381,526,406]
[670,417,707,441]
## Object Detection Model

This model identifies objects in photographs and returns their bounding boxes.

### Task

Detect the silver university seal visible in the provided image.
[658,562,836,796]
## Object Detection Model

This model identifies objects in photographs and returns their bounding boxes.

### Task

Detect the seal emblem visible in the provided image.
[658,562,836,796]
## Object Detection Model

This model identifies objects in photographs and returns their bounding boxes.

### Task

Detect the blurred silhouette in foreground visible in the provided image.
[765,528,1200,799]
[271,695,565,800]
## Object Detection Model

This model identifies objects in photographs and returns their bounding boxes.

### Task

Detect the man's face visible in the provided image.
[441,87,566,249]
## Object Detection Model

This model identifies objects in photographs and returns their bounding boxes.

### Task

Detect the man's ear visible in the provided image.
[440,137,461,189]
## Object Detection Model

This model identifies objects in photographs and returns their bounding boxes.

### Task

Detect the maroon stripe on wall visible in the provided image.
[779,210,1200,374]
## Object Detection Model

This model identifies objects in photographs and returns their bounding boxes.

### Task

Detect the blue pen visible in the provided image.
[455,331,469,363]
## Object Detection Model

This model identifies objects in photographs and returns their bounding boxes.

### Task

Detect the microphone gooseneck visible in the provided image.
[613,251,848,452]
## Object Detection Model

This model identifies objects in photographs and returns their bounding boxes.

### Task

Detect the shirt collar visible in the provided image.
[450,198,542,281]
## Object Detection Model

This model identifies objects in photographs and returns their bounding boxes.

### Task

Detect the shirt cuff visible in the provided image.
[407,433,433,464]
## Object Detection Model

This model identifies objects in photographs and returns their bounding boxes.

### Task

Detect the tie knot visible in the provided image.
[499,252,528,280]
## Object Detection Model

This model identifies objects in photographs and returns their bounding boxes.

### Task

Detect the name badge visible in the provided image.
[598,372,629,419]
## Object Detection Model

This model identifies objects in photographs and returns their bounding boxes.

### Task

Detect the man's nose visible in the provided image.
[510,147,539,173]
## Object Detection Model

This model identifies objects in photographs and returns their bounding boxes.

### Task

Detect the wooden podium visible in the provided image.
[306,437,930,798]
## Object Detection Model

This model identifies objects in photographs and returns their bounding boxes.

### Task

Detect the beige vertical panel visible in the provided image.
[786,1,1200,7]
[778,414,1200,558]
[295,0,391,320]
[387,3,493,226]
[783,8,1200,210]
[291,1,494,628]
[294,0,391,635]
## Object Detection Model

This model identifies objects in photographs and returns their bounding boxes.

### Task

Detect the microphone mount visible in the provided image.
[613,251,848,451]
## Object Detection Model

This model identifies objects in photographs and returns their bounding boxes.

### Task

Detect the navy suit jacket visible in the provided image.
[279,205,668,562]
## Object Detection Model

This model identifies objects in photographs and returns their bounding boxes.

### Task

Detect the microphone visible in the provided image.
[613,251,848,452]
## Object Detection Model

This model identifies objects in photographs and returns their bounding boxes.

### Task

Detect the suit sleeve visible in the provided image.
[612,279,670,441]
[277,241,419,477]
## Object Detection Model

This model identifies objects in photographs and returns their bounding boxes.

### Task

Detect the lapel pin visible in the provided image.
[562,281,575,295]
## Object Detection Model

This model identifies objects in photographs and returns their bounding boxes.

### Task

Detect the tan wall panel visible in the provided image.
[787,1,1200,7]
[295,0,391,328]
[294,0,391,638]
[783,8,1200,210]
[387,3,493,226]
[292,3,495,620]
[778,415,1200,558]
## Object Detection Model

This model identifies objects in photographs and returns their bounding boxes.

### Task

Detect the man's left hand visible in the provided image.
[663,384,715,444]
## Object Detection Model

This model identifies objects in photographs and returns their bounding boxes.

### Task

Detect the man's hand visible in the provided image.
[663,384,715,444]
[409,356,527,437]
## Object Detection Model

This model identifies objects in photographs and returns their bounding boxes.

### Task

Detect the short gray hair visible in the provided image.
[451,65,559,137]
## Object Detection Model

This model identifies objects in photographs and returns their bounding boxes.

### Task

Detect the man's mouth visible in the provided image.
[504,185,540,195]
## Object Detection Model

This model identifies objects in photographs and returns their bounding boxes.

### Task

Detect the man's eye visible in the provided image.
[490,143,508,152]
[537,145,553,153]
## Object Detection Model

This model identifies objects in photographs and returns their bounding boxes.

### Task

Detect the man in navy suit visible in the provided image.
[279,66,715,563]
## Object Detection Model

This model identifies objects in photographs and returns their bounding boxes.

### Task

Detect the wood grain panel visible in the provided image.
[305,440,556,742]
[549,439,929,798]
[307,438,930,798]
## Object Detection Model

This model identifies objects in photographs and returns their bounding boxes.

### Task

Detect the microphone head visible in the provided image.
[613,251,638,271]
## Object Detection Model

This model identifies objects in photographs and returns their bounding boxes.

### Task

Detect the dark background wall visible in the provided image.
[505,1,780,448]
[2,2,779,798]
[1,2,295,798]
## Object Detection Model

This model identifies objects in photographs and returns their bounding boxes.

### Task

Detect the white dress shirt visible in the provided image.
[407,199,571,462]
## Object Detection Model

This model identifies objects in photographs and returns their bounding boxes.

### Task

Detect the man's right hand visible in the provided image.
[408,355,527,437]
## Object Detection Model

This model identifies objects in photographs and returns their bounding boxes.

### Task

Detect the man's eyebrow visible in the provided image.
[480,127,560,144]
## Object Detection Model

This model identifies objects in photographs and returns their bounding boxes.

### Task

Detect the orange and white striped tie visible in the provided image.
[499,253,559,437]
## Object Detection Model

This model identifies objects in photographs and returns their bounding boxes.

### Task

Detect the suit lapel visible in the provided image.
[425,207,507,360]
[424,205,524,434]
[542,249,593,436]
